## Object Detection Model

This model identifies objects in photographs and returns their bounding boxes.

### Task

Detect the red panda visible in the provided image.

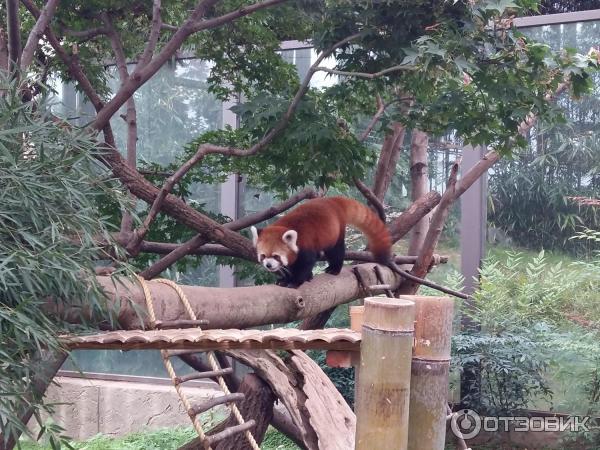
[251,196,392,287]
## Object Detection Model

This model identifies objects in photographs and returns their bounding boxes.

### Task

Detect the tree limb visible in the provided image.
[315,63,416,79]
[388,191,441,243]
[138,0,162,68]
[359,94,386,142]
[55,264,401,330]
[396,160,461,295]
[6,0,21,70]
[353,177,386,221]
[138,188,319,278]
[372,122,406,201]
[91,0,287,132]
[101,13,139,238]
[20,0,60,70]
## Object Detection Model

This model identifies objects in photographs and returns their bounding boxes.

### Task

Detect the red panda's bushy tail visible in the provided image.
[336,197,392,263]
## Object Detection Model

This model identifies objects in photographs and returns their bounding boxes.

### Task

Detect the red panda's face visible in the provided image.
[251,226,298,272]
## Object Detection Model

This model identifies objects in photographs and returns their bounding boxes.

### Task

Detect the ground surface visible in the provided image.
[20,426,300,450]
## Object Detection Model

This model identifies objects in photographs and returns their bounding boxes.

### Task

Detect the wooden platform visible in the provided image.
[60,328,361,351]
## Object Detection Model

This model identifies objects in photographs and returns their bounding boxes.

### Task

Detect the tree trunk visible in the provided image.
[178,374,275,450]
[407,130,430,256]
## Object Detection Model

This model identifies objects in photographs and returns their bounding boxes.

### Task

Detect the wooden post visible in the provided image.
[355,297,415,450]
[403,295,454,450]
[350,305,364,403]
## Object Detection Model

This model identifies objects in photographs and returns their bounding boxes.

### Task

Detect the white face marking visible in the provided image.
[263,257,282,272]
[282,229,299,253]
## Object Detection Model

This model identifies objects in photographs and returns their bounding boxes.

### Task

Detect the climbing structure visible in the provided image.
[137,276,260,450]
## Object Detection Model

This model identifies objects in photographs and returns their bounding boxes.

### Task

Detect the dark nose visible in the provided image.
[266,262,272,269]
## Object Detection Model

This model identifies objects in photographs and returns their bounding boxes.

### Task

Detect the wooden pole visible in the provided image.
[355,297,415,450]
[403,295,454,450]
[350,305,364,403]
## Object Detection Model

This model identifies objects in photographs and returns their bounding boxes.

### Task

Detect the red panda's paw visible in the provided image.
[325,266,342,275]
[276,279,289,287]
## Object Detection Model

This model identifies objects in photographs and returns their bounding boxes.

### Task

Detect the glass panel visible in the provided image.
[482,21,600,416]
[61,60,223,376]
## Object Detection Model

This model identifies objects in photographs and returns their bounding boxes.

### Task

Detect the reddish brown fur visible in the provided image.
[257,196,391,264]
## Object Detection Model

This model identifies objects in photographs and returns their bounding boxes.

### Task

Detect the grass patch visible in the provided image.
[19,427,300,450]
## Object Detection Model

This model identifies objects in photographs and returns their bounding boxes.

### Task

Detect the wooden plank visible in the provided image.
[60,328,361,352]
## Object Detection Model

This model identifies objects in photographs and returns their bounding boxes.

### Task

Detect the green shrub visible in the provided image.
[454,250,600,426]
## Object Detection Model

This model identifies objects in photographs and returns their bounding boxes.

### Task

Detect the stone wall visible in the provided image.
[28,376,224,440]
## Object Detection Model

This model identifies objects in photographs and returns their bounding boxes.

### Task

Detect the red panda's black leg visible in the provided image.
[324,236,345,275]
[286,250,318,288]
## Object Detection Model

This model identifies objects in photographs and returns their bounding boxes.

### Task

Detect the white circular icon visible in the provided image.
[451,409,481,440]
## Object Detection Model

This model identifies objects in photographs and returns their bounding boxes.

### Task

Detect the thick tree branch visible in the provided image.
[6,0,21,70]
[388,191,441,243]
[54,264,402,330]
[21,3,252,260]
[101,13,139,237]
[91,0,287,132]
[138,0,162,68]
[20,0,60,70]
[139,188,319,278]
[21,0,105,112]
[353,177,386,221]
[372,121,406,201]
[396,160,461,295]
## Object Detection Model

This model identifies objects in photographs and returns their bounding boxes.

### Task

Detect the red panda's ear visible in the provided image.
[250,226,261,247]
[282,230,299,253]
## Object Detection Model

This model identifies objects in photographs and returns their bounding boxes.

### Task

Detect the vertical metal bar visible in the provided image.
[460,144,487,295]
[459,144,487,409]
[219,97,240,288]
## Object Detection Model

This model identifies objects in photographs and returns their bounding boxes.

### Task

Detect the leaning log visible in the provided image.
[224,349,355,450]
[178,374,275,450]
[53,264,401,330]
